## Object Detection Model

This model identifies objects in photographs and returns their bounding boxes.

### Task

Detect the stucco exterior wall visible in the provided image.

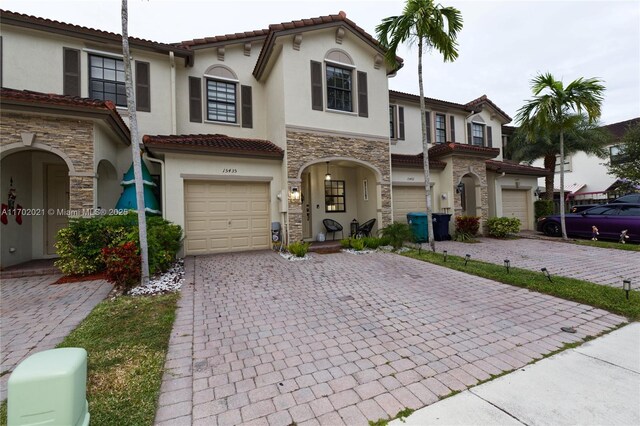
[531,151,614,195]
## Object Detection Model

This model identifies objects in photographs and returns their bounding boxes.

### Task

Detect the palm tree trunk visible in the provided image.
[543,154,556,201]
[418,38,435,252]
[122,0,150,285]
[559,130,568,240]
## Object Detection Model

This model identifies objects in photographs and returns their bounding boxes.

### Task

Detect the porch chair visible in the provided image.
[323,219,344,241]
[356,218,376,238]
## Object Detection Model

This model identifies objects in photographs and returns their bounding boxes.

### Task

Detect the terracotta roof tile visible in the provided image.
[180,29,270,48]
[389,90,469,111]
[1,9,193,60]
[143,134,283,159]
[485,159,551,176]
[429,142,500,159]
[465,95,512,122]
[391,153,446,169]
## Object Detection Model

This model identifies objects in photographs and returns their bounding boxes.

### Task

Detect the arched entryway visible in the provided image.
[294,157,383,242]
[97,159,120,210]
[0,148,69,268]
[459,173,482,217]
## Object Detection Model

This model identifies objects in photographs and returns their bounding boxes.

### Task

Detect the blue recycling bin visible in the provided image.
[432,213,452,241]
[407,212,429,243]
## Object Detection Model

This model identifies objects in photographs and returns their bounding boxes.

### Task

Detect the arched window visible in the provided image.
[204,65,239,123]
[324,49,355,112]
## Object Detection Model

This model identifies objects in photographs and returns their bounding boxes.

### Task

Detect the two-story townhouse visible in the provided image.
[0,9,548,268]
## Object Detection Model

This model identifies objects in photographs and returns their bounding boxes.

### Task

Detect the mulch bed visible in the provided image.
[52,272,108,285]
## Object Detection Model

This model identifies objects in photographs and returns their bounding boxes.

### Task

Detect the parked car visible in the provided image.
[537,203,640,242]
[611,193,640,203]
[570,204,599,213]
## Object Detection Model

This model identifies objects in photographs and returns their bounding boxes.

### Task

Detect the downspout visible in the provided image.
[145,154,166,219]
[464,110,477,143]
[169,51,177,134]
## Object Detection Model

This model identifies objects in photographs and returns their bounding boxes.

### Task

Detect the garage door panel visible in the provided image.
[393,186,428,223]
[502,189,530,230]
[185,181,270,255]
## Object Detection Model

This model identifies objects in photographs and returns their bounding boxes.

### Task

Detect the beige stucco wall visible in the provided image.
[531,150,613,195]
[488,172,538,231]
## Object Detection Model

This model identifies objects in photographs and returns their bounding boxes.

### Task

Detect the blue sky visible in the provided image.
[2,0,639,125]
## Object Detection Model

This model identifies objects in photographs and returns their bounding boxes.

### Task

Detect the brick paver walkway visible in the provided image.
[0,275,112,400]
[434,238,640,289]
[155,251,627,426]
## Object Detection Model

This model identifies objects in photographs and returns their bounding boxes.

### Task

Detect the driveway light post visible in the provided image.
[541,267,552,283]
[443,250,447,262]
[504,259,510,273]
[465,254,470,266]
[623,279,631,300]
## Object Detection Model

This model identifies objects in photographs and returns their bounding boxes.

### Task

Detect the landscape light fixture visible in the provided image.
[504,259,511,273]
[465,254,471,266]
[325,162,332,181]
[443,250,448,262]
[623,279,632,300]
[541,267,553,283]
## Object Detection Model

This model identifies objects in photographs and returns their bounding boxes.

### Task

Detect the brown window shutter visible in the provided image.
[398,107,405,140]
[487,126,493,147]
[450,116,456,142]
[241,85,253,128]
[310,60,323,111]
[467,123,472,144]
[425,111,431,143]
[135,61,151,112]
[63,48,81,97]
[0,37,3,88]
[189,76,202,123]
[357,71,368,117]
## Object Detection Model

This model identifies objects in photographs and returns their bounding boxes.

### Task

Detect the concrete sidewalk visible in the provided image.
[392,322,640,426]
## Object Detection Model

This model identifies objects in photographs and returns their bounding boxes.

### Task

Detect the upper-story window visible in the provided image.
[389,106,396,139]
[435,113,447,143]
[555,154,572,172]
[610,144,627,165]
[89,55,126,107]
[326,65,352,112]
[472,123,485,146]
[204,65,239,124]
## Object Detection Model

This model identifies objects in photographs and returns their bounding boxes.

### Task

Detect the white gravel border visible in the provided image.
[129,259,185,296]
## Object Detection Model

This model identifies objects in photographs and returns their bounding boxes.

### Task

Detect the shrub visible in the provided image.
[350,238,365,251]
[362,236,382,249]
[455,216,480,236]
[380,222,412,250]
[487,217,521,238]
[454,231,476,242]
[55,213,182,276]
[340,238,352,248]
[102,241,141,291]
[534,200,554,220]
[288,241,310,257]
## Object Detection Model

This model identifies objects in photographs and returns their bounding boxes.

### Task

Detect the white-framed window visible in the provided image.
[89,54,126,107]
[363,179,369,201]
[609,144,627,165]
[389,106,396,139]
[472,123,485,146]
[326,64,353,112]
[206,78,237,123]
[435,113,447,144]
[555,154,572,172]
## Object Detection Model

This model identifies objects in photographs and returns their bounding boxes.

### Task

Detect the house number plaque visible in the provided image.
[222,168,238,174]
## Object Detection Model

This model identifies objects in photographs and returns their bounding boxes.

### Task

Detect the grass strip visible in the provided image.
[403,249,640,321]
[572,239,639,251]
[1,294,178,426]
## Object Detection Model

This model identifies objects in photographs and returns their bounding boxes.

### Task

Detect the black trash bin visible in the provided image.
[431,213,452,241]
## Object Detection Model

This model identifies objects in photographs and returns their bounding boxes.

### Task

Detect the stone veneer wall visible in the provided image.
[286,130,391,242]
[451,156,489,234]
[1,112,95,211]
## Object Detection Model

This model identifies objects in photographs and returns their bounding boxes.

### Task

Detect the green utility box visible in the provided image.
[407,212,429,243]
[8,348,89,426]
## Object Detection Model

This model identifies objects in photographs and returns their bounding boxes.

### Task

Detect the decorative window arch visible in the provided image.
[324,49,354,66]
[203,65,239,123]
[204,64,238,81]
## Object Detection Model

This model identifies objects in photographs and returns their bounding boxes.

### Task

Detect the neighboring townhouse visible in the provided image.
[0,9,548,268]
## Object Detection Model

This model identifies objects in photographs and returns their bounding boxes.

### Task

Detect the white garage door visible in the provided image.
[393,186,427,223]
[502,189,530,230]
[184,181,270,255]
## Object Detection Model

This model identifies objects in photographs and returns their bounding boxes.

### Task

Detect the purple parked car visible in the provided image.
[537,203,640,242]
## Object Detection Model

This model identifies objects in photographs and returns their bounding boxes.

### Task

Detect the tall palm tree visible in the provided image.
[121,0,150,285]
[515,73,605,240]
[376,0,462,252]
[507,115,611,199]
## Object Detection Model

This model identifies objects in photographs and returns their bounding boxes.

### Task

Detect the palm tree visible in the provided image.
[376,0,463,252]
[121,0,150,285]
[507,115,611,199]
[515,73,605,240]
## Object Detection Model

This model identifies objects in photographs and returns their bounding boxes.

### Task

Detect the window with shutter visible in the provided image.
[450,116,456,142]
[389,106,396,139]
[487,126,493,147]
[398,106,405,140]
[63,48,81,97]
[241,85,253,128]
[357,71,368,117]
[89,54,126,106]
[310,61,323,111]
[135,61,150,112]
[0,37,3,88]
[435,113,446,143]
[425,111,432,143]
[189,76,202,123]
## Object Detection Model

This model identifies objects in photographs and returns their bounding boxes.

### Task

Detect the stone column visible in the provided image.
[69,174,95,214]
[287,181,303,242]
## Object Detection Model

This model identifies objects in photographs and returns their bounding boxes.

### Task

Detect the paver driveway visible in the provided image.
[0,275,112,400]
[155,251,626,426]
[434,238,640,289]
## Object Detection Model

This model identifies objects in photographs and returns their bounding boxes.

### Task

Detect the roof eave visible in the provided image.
[144,143,284,160]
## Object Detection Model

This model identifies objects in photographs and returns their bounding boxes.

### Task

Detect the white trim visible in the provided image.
[326,108,358,116]
[180,174,273,182]
[324,58,356,69]
[83,48,124,59]
[204,119,240,127]
[203,74,239,83]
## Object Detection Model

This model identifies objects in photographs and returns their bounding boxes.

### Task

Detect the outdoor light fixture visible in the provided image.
[504,259,511,273]
[325,162,332,181]
[465,254,471,266]
[443,250,448,262]
[290,187,301,201]
[623,279,632,300]
[541,267,553,282]
[456,182,464,194]
[534,188,542,197]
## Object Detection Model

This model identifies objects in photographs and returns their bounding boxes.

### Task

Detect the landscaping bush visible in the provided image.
[362,236,382,249]
[455,215,480,236]
[102,241,141,291]
[534,199,554,220]
[350,238,365,251]
[487,217,521,238]
[55,213,182,276]
[287,241,310,257]
[380,222,412,250]
[340,238,352,248]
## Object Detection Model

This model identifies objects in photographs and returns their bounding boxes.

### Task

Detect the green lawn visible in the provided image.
[1,294,178,426]
[404,250,640,321]
[572,239,640,251]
